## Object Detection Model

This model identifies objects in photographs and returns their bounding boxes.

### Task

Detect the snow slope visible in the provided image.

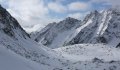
[53,44,120,70]
[1,5,120,70]
[54,44,120,61]
[31,17,81,48]
[0,5,68,70]
[0,44,47,70]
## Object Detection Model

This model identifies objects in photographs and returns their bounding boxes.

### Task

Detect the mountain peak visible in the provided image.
[65,7,120,46]
[31,16,81,48]
[63,17,80,22]
[91,10,99,14]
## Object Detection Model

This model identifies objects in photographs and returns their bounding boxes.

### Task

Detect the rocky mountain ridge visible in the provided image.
[31,17,81,48]
[32,8,120,48]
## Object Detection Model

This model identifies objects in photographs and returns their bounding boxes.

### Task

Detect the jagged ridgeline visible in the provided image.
[0,5,30,39]
[67,9,120,45]
[30,17,82,48]
[31,8,120,48]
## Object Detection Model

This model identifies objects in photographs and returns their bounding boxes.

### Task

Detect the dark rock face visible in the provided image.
[0,5,30,39]
[97,37,107,43]
[116,43,120,48]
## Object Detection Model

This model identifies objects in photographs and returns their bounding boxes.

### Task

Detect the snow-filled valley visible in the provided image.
[0,4,120,70]
[54,44,120,61]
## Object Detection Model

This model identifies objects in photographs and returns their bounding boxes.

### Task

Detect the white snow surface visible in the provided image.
[1,5,120,70]
[54,44,120,62]
[0,44,44,70]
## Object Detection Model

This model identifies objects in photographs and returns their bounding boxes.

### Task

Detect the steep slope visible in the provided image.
[31,17,81,48]
[65,9,120,47]
[0,5,30,39]
[0,5,69,70]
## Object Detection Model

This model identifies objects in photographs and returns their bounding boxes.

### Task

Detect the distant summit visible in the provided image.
[66,8,120,47]
[32,8,120,48]
[31,17,81,48]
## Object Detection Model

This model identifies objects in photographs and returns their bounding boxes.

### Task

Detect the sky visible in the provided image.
[0,0,120,33]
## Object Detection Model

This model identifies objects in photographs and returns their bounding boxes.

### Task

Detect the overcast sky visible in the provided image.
[0,0,120,33]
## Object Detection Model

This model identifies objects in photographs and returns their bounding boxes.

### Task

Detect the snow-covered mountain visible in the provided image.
[31,17,81,48]
[1,4,120,70]
[64,9,120,47]
[32,8,120,48]
[0,5,69,70]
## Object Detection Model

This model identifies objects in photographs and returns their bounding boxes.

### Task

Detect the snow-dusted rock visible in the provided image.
[33,8,120,48]
[1,5,120,70]
[0,5,68,70]
[66,9,120,47]
[32,17,81,48]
